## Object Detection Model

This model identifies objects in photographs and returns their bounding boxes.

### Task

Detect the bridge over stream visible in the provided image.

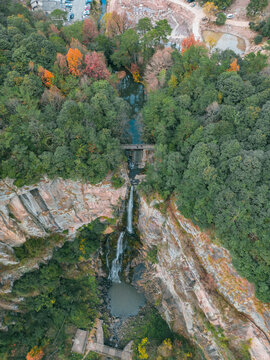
[120,144,155,150]
[121,144,155,168]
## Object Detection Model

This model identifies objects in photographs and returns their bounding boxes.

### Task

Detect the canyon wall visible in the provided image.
[0,173,128,295]
[135,196,270,360]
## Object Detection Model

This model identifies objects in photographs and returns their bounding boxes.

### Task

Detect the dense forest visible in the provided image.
[0,0,270,358]
[141,43,270,302]
[0,1,170,186]
[0,220,103,359]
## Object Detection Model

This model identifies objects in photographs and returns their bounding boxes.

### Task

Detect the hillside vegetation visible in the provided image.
[141,43,270,302]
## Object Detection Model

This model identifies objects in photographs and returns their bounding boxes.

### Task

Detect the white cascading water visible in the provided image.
[109,231,125,283]
[127,185,134,234]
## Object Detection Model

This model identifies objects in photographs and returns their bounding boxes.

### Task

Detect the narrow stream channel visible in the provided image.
[107,74,146,319]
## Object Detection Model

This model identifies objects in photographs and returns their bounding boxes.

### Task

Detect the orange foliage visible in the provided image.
[38,66,54,87]
[26,346,44,360]
[181,34,202,53]
[227,58,240,72]
[66,48,83,76]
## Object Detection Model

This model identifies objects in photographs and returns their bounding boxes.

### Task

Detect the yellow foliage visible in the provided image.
[168,74,178,89]
[138,338,149,359]
[208,36,217,49]
[163,338,173,350]
[203,2,217,15]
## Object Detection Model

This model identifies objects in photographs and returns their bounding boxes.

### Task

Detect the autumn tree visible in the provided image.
[55,53,68,75]
[203,2,218,16]
[38,66,54,87]
[84,51,110,80]
[41,86,65,110]
[26,346,44,360]
[130,63,142,83]
[82,17,98,44]
[66,48,83,76]
[104,11,129,37]
[227,58,240,72]
[181,34,202,53]
[70,38,87,54]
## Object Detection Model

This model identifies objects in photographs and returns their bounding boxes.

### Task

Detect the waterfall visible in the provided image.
[127,185,134,234]
[109,232,125,283]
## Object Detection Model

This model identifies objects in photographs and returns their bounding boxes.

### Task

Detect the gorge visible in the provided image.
[0,0,270,359]
[0,73,269,360]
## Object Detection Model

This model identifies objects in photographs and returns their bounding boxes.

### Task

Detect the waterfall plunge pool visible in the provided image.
[107,74,146,319]
[109,282,145,318]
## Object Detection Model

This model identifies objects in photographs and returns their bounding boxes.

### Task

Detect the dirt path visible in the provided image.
[167,0,204,39]
[107,0,257,53]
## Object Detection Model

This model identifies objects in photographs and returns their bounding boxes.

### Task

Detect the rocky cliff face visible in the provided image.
[0,174,128,296]
[135,196,270,360]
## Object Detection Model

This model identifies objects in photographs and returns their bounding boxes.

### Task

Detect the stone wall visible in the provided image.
[135,196,270,360]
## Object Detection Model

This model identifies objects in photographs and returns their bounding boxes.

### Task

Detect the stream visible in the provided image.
[107,74,146,320]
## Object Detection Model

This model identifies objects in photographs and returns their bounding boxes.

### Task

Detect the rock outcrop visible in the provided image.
[135,196,270,360]
[0,173,128,294]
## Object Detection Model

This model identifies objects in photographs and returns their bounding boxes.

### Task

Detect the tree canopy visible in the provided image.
[141,44,270,302]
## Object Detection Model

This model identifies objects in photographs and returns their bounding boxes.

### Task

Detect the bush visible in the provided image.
[254,35,263,44]
[216,13,226,26]
[247,0,268,17]
[111,173,125,189]
[146,246,158,264]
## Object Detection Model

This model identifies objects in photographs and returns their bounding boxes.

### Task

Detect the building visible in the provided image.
[30,0,63,14]
[72,329,89,355]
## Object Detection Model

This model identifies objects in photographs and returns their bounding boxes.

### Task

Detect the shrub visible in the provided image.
[254,35,263,44]
[146,246,158,264]
[216,13,226,26]
[111,173,125,189]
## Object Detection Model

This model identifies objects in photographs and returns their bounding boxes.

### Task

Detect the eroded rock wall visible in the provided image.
[0,174,128,248]
[135,196,270,360]
[0,173,128,294]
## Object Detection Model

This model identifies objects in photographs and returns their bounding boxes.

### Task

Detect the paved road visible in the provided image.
[66,0,86,22]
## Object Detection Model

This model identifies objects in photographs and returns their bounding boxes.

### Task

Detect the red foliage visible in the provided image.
[181,34,202,53]
[66,48,83,76]
[55,53,68,75]
[84,51,110,80]
[38,66,54,87]
[83,18,98,44]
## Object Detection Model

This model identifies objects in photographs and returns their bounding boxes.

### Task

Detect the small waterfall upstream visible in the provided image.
[127,185,134,234]
[107,74,145,319]
[109,231,125,283]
